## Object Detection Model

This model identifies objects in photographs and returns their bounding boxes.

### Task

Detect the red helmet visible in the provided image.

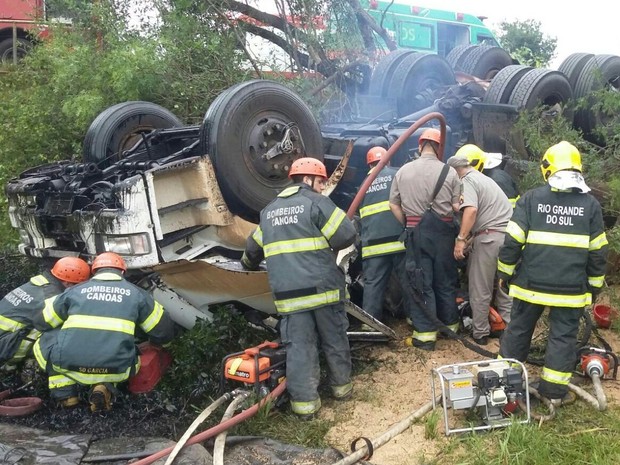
[51,257,91,284]
[288,157,327,179]
[418,128,442,146]
[91,252,127,272]
[366,146,387,165]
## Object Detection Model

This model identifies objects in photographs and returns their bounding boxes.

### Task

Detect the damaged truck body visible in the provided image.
[6,47,620,335]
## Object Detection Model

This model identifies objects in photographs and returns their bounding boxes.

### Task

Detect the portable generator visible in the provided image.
[431,359,530,435]
[221,341,287,398]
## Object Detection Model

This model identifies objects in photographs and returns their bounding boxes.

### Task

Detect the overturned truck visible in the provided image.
[6,47,620,334]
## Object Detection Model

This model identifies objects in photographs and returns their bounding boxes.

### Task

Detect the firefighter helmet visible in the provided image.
[51,257,91,284]
[540,141,583,181]
[91,252,127,273]
[288,158,328,179]
[418,128,441,146]
[366,146,387,165]
[454,144,486,172]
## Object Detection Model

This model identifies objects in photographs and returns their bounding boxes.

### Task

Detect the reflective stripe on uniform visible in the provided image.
[12,328,40,361]
[141,301,165,333]
[413,331,437,342]
[527,231,589,248]
[359,201,391,218]
[30,275,49,286]
[278,186,300,198]
[509,284,591,308]
[509,196,519,208]
[93,272,123,281]
[361,241,405,258]
[290,398,321,415]
[321,208,346,240]
[541,367,571,386]
[446,323,460,333]
[264,237,329,258]
[588,275,605,288]
[33,338,47,370]
[252,226,263,247]
[49,374,77,389]
[53,363,137,384]
[497,259,516,276]
[42,296,63,328]
[0,315,25,332]
[506,221,526,244]
[332,382,353,399]
[275,289,340,314]
[63,314,136,335]
[589,233,608,251]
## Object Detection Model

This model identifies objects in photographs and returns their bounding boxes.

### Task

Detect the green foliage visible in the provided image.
[158,307,266,401]
[496,19,557,67]
[0,0,249,245]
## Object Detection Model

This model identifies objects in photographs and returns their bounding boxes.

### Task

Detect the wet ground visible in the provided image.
[0,371,192,441]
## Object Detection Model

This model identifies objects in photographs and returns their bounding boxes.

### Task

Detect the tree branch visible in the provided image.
[345,0,397,51]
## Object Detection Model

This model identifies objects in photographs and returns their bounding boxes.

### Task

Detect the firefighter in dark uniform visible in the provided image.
[242,157,357,419]
[0,257,90,371]
[33,252,175,411]
[498,141,608,404]
[389,128,462,350]
[359,146,413,325]
[483,152,520,208]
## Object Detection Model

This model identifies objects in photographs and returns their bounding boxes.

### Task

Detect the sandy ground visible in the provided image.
[319,318,620,465]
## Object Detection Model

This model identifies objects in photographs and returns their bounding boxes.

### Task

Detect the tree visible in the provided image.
[496,19,557,67]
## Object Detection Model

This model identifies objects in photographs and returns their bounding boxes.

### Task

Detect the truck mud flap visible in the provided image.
[344,300,396,341]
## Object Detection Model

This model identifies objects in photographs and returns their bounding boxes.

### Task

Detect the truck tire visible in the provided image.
[368,50,417,96]
[483,65,532,104]
[445,44,478,70]
[387,53,456,117]
[83,102,184,167]
[557,53,594,91]
[508,69,573,158]
[459,46,513,80]
[0,38,32,63]
[200,80,323,223]
[573,54,620,142]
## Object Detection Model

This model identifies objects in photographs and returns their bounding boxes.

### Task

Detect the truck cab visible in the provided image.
[363,1,500,57]
[0,0,45,62]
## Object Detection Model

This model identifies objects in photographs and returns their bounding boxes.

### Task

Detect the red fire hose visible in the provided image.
[345,112,447,219]
[0,382,42,417]
[130,380,287,465]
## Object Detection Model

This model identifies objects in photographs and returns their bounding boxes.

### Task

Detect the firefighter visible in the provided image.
[241,157,357,419]
[33,252,175,411]
[0,257,90,372]
[498,141,608,404]
[359,146,413,326]
[483,152,520,208]
[447,145,513,346]
[389,128,462,350]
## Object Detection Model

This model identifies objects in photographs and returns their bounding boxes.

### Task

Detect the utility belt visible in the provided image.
[473,228,504,237]
[406,214,453,228]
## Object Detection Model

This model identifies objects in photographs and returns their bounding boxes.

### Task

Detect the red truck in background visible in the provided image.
[0,0,45,63]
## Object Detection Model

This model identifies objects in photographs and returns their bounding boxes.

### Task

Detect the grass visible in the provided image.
[439,403,620,465]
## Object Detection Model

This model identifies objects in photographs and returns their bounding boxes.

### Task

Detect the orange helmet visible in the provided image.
[91,252,127,272]
[366,146,387,165]
[51,257,91,284]
[288,157,327,179]
[418,128,442,146]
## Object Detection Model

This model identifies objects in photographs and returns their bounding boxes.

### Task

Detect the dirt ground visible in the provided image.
[320,319,620,465]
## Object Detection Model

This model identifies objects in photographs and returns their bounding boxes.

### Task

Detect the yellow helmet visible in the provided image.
[454,144,486,172]
[540,141,582,181]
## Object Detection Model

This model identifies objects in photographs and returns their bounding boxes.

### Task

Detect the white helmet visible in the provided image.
[484,152,503,170]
